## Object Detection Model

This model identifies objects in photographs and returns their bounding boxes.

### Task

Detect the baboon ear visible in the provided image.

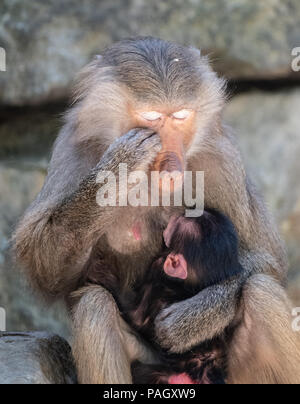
[163,253,188,280]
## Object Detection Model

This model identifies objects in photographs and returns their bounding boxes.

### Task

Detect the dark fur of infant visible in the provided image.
[126,209,243,384]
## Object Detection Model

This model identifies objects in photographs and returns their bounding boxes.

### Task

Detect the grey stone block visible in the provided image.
[0,332,77,384]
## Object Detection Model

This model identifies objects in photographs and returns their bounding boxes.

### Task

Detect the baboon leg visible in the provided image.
[228,274,300,384]
[71,285,134,384]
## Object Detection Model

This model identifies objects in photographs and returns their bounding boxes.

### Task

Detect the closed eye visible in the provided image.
[140,111,163,121]
[172,109,192,120]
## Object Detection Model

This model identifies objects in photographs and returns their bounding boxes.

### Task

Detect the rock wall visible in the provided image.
[0,0,299,105]
[0,332,77,384]
[0,1,300,335]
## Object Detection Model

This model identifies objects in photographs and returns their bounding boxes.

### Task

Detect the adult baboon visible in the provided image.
[15,37,300,384]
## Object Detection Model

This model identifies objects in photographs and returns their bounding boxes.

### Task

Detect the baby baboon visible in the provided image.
[126,210,242,384]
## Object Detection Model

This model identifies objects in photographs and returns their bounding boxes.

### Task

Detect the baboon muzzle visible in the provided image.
[156,151,183,173]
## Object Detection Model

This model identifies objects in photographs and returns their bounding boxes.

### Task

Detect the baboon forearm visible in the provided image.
[14,129,161,297]
[181,251,277,347]
[155,248,281,352]
[14,163,114,296]
[155,276,244,353]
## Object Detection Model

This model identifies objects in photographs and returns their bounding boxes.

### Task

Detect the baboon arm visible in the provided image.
[14,165,112,298]
[155,248,286,354]
[155,277,243,353]
[14,130,120,297]
[154,248,281,353]
[14,129,160,298]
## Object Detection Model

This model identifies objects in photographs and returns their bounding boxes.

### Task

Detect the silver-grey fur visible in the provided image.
[14,37,300,384]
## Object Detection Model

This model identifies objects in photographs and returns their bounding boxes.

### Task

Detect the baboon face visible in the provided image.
[133,106,196,174]
[103,37,225,174]
[75,37,225,172]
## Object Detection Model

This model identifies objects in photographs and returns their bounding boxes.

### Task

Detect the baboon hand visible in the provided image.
[155,282,239,354]
[154,299,199,354]
[97,129,161,174]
